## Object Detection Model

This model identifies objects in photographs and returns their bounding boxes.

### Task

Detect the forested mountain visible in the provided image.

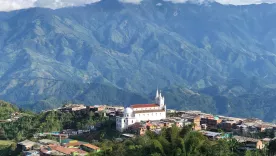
[1,0,276,121]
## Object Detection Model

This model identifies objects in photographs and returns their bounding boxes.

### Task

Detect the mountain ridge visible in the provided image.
[1,0,276,121]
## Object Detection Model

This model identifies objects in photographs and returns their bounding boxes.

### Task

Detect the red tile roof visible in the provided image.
[82,144,100,150]
[131,104,159,108]
[134,110,165,113]
[48,145,73,155]
[70,148,88,154]
[64,142,81,147]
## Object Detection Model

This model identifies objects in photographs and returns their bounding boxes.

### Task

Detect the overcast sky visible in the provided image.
[0,0,276,12]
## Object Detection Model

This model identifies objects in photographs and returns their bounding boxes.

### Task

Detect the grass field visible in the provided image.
[0,140,14,156]
[0,140,14,147]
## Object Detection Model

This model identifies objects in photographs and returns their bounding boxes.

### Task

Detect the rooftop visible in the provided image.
[131,104,159,108]
[233,136,261,143]
[18,140,36,147]
[134,110,165,114]
[200,131,222,137]
[39,139,59,145]
[82,144,100,150]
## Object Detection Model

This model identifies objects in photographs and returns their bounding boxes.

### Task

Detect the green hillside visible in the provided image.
[0,101,18,120]
[1,0,276,121]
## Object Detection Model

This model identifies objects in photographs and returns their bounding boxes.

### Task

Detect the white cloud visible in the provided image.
[214,0,276,5]
[0,0,100,12]
[164,0,276,5]
[0,0,35,11]
[1,0,276,12]
[119,0,143,4]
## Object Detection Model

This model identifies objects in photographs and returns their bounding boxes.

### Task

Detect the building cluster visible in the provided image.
[116,89,167,132]
[12,89,276,155]
[114,90,276,151]
[0,112,23,123]
[18,138,101,156]
[56,104,124,118]
[169,110,276,150]
[175,110,276,135]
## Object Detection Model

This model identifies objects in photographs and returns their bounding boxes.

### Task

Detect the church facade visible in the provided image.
[116,90,167,132]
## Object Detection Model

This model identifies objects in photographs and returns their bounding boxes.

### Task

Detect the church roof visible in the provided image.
[131,104,159,108]
[134,110,166,114]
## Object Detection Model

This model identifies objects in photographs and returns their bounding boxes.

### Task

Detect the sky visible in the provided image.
[0,0,276,12]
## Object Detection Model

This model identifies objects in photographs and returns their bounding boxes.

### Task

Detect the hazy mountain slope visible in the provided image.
[1,1,276,93]
[1,0,276,120]
[0,79,150,112]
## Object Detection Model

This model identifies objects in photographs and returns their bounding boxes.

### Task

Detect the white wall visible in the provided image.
[135,111,166,122]
[133,107,160,111]
[116,116,136,132]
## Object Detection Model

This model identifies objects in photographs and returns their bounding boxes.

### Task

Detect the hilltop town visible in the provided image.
[0,91,276,156]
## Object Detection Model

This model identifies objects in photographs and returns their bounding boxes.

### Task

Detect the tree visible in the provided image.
[268,140,276,156]
[0,128,6,139]
[245,150,252,156]
[210,139,231,156]
[151,139,164,155]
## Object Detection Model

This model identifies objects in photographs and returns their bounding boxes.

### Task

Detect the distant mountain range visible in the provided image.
[1,0,276,121]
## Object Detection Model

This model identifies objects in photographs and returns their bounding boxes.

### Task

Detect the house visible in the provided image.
[59,104,87,112]
[63,141,84,148]
[201,131,233,140]
[91,105,106,112]
[81,144,101,152]
[69,148,88,156]
[18,140,37,151]
[38,139,59,145]
[201,116,222,130]
[40,146,65,156]
[127,123,146,135]
[221,120,236,132]
[23,150,40,156]
[191,115,201,131]
[200,131,222,140]
[233,136,264,150]
[41,145,87,156]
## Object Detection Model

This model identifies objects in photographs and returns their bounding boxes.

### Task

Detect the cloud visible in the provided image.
[214,0,276,5]
[0,0,100,12]
[1,0,276,12]
[118,0,143,4]
[164,0,276,5]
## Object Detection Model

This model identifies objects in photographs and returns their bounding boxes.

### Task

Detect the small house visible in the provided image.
[17,140,36,151]
[81,144,101,152]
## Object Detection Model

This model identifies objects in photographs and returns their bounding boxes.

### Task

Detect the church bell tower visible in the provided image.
[155,89,165,109]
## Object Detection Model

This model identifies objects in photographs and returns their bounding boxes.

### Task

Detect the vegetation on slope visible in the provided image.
[0,101,19,120]
[1,0,276,121]
[90,125,273,156]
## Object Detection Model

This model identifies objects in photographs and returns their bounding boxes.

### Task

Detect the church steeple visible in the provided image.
[155,88,159,99]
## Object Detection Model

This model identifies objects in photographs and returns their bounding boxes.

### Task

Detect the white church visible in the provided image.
[116,90,167,132]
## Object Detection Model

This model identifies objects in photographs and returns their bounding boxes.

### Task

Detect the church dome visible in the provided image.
[124,107,133,114]
[124,107,133,117]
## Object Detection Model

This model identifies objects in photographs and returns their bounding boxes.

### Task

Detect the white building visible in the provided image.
[116,89,167,132]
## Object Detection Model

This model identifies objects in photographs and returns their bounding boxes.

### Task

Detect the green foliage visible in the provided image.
[268,140,276,156]
[0,106,107,141]
[0,101,19,120]
[93,126,247,156]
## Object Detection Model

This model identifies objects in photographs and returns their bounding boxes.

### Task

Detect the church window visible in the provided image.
[124,120,125,123]
[132,120,133,123]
